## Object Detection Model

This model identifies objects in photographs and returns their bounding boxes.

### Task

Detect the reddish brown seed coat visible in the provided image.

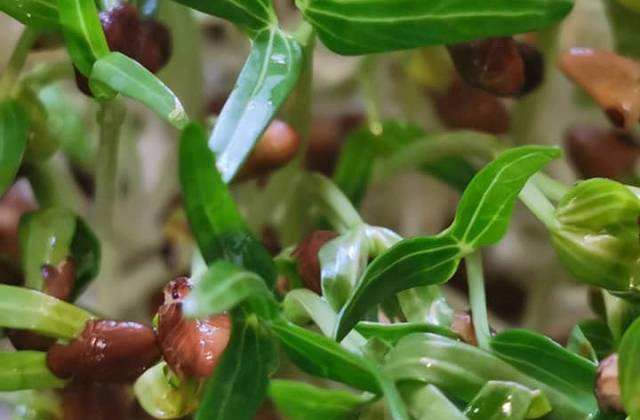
[156,277,231,379]
[451,311,478,346]
[47,320,161,383]
[42,257,76,301]
[432,78,510,135]
[565,126,640,179]
[559,48,640,130]
[236,120,301,181]
[595,353,624,413]
[448,37,525,97]
[60,382,130,420]
[292,231,339,294]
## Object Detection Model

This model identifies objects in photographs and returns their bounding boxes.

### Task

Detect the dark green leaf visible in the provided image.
[464,381,536,420]
[0,351,65,391]
[619,317,640,418]
[335,234,462,341]
[605,0,640,59]
[567,320,614,362]
[297,0,573,55]
[450,146,561,248]
[0,284,93,338]
[182,260,277,319]
[196,310,278,420]
[209,29,302,182]
[0,99,28,196]
[399,383,466,420]
[0,0,59,30]
[179,123,276,286]
[355,321,458,344]
[269,380,370,420]
[385,333,587,419]
[270,320,378,393]
[17,86,60,163]
[90,52,189,128]
[169,0,276,35]
[68,216,100,300]
[490,329,597,415]
[58,0,110,76]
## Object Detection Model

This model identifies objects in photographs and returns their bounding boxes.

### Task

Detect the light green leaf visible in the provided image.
[355,321,458,344]
[399,383,466,420]
[209,29,302,182]
[619,317,640,419]
[0,100,28,196]
[0,352,65,391]
[0,0,59,30]
[134,362,199,419]
[464,381,537,420]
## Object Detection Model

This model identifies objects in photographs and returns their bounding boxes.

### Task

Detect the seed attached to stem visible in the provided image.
[292,231,339,294]
[595,353,624,413]
[47,320,161,382]
[560,48,640,130]
[156,277,231,379]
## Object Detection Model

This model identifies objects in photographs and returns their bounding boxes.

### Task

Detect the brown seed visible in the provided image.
[559,48,640,131]
[595,353,624,413]
[291,231,339,294]
[565,126,640,179]
[235,120,300,181]
[432,78,510,135]
[42,257,76,301]
[47,319,161,383]
[59,382,130,420]
[7,329,56,352]
[100,3,140,58]
[156,277,231,378]
[517,41,545,95]
[451,311,478,346]
[134,19,172,73]
[448,37,525,97]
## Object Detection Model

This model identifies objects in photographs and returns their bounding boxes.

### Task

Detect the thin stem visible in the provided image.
[531,173,569,202]
[94,99,126,232]
[519,181,560,230]
[359,56,383,135]
[465,250,490,351]
[0,27,40,98]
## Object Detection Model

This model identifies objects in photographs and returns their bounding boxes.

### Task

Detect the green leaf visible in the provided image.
[0,0,59,30]
[400,383,466,420]
[365,360,410,420]
[269,380,370,420]
[332,129,378,206]
[0,351,65,391]
[0,99,28,196]
[450,146,562,248]
[182,260,277,320]
[567,320,614,362]
[58,0,110,76]
[17,87,60,163]
[619,317,640,419]
[605,0,640,59]
[335,234,462,341]
[397,285,454,326]
[179,123,276,287]
[134,362,199,419]
[355,321,458,344]
[464,381,537,420]
[196,310,278,420]
[302,173,363,232]
[0,284,93,338]
[490,329,597,415]
[270,320,379,393]
[297,0,573,55]
[209,29,302,182]
[89,52,189,128]
[19,208,100,299]
[385,333,589,419]
[169,0,276,35]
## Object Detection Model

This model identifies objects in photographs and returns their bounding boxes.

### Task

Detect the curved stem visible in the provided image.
[0,27,40,98]
[531,173,569,202]
[360,55,383,135]
[465,250,490,351]
[519,181,560,230]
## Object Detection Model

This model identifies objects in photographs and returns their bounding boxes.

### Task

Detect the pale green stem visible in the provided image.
[360,56,383,135]
[465,250,490,351]
[0,27,40,98]
[519,181,560,230]
[95,99,126,232]
[531,173,569,202]
[19,62,72,88]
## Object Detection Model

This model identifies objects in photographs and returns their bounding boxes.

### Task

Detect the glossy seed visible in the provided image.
[47,319,161,383]
[448,37,525,97]
[595,353,625,413]
[565,126,639,179]
[235,120,300,181]
[42,257,76,301]
[517,41,545,95]
[156,277,231,378]
[292,231,339,294]
[432,78,510,135]
[559,48,640,130]
[134,19,172,73]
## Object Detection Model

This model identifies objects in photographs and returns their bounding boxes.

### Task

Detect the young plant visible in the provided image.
[1,0,640,419]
